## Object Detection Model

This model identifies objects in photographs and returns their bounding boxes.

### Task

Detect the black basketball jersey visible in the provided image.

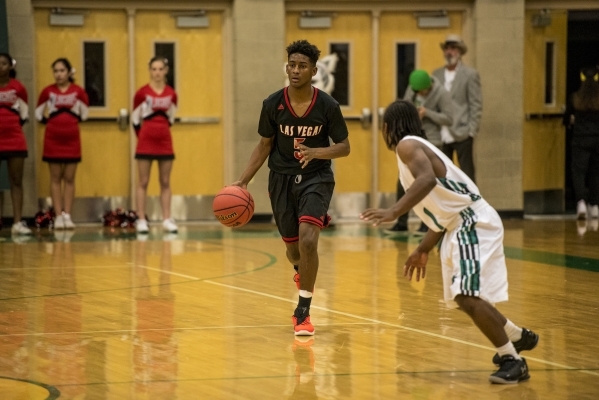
[258,87,349,175]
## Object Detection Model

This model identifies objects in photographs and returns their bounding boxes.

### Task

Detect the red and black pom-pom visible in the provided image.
[102,208,139,228]
[34,208,56,229]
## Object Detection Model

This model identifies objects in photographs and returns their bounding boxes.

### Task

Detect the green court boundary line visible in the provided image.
[79,228,599,271]
[0,376,60,400]
[502,247,599,272]
[382,233,599,272]
[0,240,277,302]
[4,225,599,274]
[323,226,599,272]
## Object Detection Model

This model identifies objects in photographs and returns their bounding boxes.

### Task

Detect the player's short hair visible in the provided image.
[286,40,321,66]
[0,53,16,78]
[52,58,75,83]
[382,100,428,149]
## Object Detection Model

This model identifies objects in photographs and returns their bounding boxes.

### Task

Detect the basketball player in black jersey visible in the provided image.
[232,40,350,335]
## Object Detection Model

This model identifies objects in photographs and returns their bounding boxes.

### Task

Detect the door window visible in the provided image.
[83,41,106,107]
[396,43,416,99]
[329,42,349,106]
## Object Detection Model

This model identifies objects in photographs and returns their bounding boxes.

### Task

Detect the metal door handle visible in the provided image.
[118,108,129,131]
[525,112,564,120]
[175,117,220,124]
[342,109,374,129]
[360,108,371,130]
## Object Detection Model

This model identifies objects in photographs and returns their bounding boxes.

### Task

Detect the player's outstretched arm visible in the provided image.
[360,140,436,225]
[231,136,274,189]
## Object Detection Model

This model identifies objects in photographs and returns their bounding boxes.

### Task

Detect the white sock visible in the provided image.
[496,341,521,360]
[504,319,523,342]
[299,290,312,298]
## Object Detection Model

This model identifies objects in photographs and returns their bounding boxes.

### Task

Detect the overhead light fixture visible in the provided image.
[299,11,334,29]
[532,10,551,27]
[171,10,209,28]
[414,10,449,29]
[50,8,86,26]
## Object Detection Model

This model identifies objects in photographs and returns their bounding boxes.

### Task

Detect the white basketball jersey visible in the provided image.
[397,136,484,232]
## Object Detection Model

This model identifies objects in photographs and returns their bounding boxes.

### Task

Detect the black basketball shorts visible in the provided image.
[268,168,335,243]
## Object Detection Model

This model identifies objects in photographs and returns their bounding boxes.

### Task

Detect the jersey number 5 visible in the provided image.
[293,138,305,160]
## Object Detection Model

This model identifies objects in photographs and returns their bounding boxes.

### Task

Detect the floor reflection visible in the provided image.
[38,236,86,398]
[0,222,596,398]
[288,337,317,399]
[133,239,178,398]
[0,245,28,381]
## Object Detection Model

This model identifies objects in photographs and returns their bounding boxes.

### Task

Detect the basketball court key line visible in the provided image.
[138,265,599,377]
[204,280,599,376]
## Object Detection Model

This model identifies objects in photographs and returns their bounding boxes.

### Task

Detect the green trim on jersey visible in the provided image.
[423,207,445,231]
[438,177,481,202]
[457,207,481,295]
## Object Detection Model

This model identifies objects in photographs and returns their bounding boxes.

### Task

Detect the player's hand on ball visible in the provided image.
[359,208,396,226]
[229,180,247,189]
[404,250,428,282]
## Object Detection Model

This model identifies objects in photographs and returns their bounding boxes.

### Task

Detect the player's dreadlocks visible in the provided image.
[381,100,428,150]
[286,40,321,66]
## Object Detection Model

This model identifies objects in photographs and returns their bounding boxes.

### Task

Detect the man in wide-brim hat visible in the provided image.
[433,34,482,183]
[440,34,468,55]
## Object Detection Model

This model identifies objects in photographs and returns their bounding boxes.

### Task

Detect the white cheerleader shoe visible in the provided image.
[54,214,66,229]
[162,218,178,233]
[135,219,149,234]
[11,221,32,235]
[63,213,76,229]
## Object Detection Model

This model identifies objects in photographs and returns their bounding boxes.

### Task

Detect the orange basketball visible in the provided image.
[213,186,255,227]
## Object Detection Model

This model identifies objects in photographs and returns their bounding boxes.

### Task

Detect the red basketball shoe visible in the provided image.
[292,314,315,336]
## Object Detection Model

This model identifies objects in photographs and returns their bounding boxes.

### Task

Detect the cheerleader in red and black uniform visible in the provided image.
[0,53,31,235]
[35,58,89,230]
[131,57,178,234]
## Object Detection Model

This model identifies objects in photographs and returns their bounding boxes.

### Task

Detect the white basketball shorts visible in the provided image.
[440,202,509,308]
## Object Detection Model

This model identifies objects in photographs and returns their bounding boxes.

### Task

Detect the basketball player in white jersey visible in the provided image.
[360,100,538,384]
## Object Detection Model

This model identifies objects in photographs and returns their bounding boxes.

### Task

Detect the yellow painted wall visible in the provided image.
[135,11,224,196]
[34,9,225,198]
[523,10,567,191]
[286,12,372,193]
[378,11,463,192]
[34,9,130,197]
[286,12,462,194]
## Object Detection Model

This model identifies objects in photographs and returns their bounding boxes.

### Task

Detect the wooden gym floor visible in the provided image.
[0,218,598,399]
